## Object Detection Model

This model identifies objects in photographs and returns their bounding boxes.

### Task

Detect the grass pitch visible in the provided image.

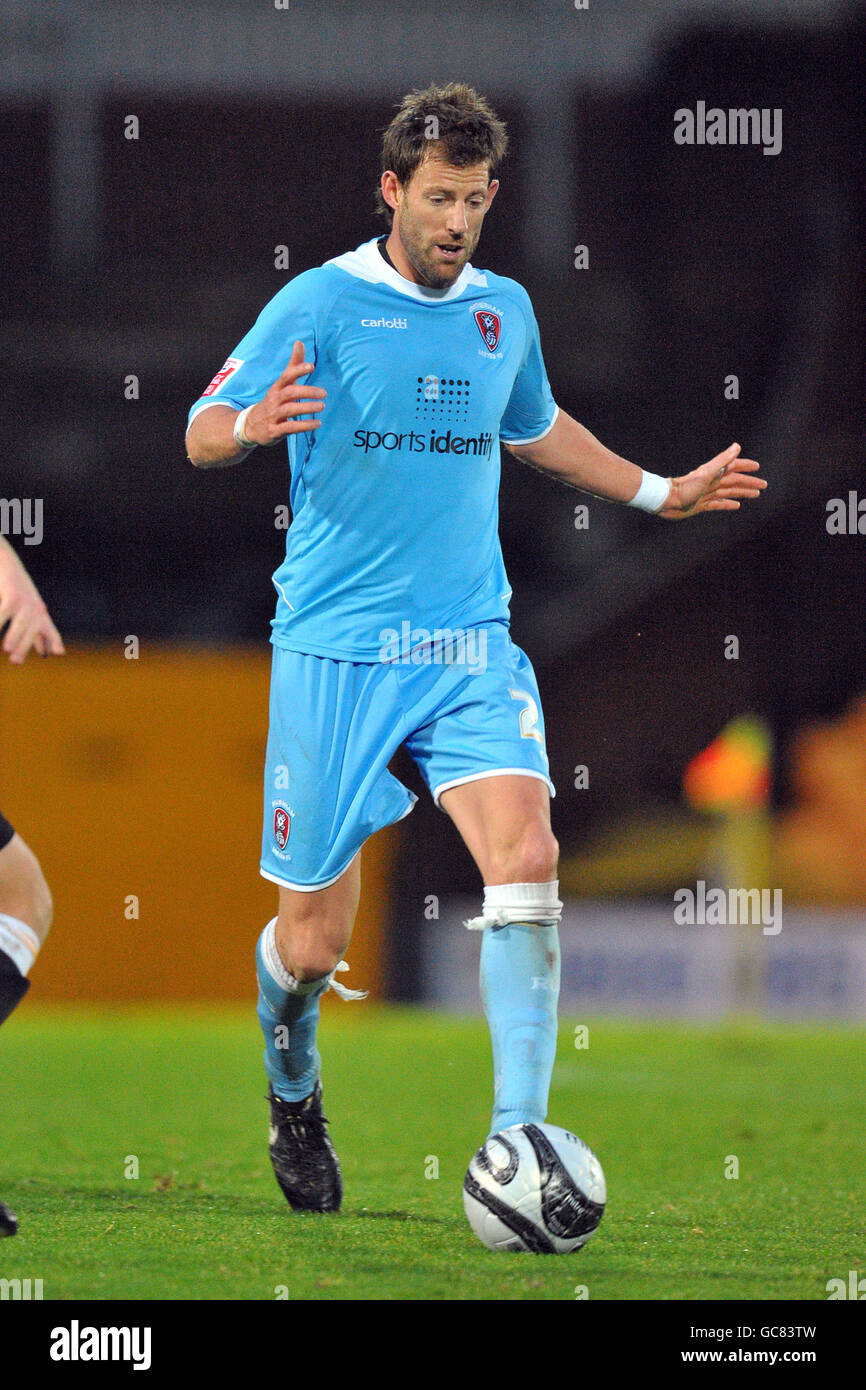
[1,1005,863,1301]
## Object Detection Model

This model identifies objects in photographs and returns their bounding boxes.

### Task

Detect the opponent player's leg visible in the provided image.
[0,823,53,1236]
[0,827,52,1029]
[0,829,52,988]
[439,774,561,1135]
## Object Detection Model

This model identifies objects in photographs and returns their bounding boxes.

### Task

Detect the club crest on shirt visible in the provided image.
[474,309,501,353]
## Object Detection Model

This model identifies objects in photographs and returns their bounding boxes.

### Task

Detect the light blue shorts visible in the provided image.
[260,621,554,890]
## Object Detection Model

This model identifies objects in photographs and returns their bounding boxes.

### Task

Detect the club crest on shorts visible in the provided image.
[474,309,501,352]
[273,804,291,851]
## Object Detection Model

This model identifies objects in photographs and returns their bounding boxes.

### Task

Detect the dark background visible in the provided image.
[3,0,863,992]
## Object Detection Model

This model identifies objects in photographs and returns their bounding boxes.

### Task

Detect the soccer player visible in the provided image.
[186,84,765,1214]
[0,535,63,1233]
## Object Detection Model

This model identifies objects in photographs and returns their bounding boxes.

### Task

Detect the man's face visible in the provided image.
[385,152,499,289]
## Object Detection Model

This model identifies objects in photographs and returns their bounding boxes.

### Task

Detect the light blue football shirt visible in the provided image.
[188,237,558,660]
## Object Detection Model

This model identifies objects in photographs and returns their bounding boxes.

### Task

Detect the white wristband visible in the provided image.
[627,470,672,513]
[232,406,256,452]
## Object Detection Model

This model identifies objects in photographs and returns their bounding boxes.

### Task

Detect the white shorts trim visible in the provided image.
[259,863,355,893]
[259,796,416,891]
[432,767,555,809]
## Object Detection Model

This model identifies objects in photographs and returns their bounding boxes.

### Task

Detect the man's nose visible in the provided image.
[446,204,469,236]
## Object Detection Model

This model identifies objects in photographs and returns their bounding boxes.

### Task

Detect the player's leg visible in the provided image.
[257,856,361,1107]
[0,820,53,1236]
[439,773,558,890]
[404,624,560,1136]
[439,773,562,1135]
[256,859,362,1214]
[256,646,415,1211]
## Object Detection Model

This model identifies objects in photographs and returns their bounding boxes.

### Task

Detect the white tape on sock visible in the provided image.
[261,918,322,994]
[464,880,562,931]
[0,914,40,976]
[260,918,367,999]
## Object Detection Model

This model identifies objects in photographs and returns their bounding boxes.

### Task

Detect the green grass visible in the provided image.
[1,1005,863,1300]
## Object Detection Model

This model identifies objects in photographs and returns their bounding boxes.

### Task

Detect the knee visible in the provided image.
[275,912,349,983]
[0,837,53,944]
[489,824,559,888]
[286,946,342,984]
[30,867,53,943]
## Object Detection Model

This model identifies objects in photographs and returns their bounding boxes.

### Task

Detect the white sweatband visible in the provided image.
[464,880,563,931]
[232,406,257,452]
[627,470,671,512]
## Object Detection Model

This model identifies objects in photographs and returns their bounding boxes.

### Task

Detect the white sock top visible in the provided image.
[0,914,40,976]
[260,917,328,995]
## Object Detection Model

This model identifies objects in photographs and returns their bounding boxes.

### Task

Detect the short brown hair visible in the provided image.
[375,82,508,224]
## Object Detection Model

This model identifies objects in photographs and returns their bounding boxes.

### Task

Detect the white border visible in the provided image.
[432,767,555,808]
[499,403,560,447]
[259,796,417,892]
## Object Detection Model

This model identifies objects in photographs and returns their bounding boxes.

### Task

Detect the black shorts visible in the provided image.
[0,812,15,852]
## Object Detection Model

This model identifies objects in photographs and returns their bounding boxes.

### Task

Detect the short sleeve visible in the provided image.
[498,297,558,445]
[187,270,324,429]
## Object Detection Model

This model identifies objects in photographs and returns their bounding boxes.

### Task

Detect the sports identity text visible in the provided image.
[354,428,495,457]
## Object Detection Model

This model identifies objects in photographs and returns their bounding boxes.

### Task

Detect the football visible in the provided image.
[463,1123,606,1254]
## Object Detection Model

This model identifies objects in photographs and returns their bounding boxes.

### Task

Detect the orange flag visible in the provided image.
[684,715,772,813]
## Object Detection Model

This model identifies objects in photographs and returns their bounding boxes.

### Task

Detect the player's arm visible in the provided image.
[0,536,65,665]
[186,341,326,468]
[504,408,766,519]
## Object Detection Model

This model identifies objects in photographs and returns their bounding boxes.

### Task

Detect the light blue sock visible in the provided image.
[255,919,330,1102]
[479,920,561,1134]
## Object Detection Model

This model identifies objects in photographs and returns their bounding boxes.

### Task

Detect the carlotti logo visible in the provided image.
[474,309,501,352]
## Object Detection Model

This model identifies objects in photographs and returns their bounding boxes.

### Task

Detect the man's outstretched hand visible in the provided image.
[659,443,766,520]
[242,340,327,447]
[0,538,65,664]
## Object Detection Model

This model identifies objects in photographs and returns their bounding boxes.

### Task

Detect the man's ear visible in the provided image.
[381,170,401,214]
[485,179,500,209]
